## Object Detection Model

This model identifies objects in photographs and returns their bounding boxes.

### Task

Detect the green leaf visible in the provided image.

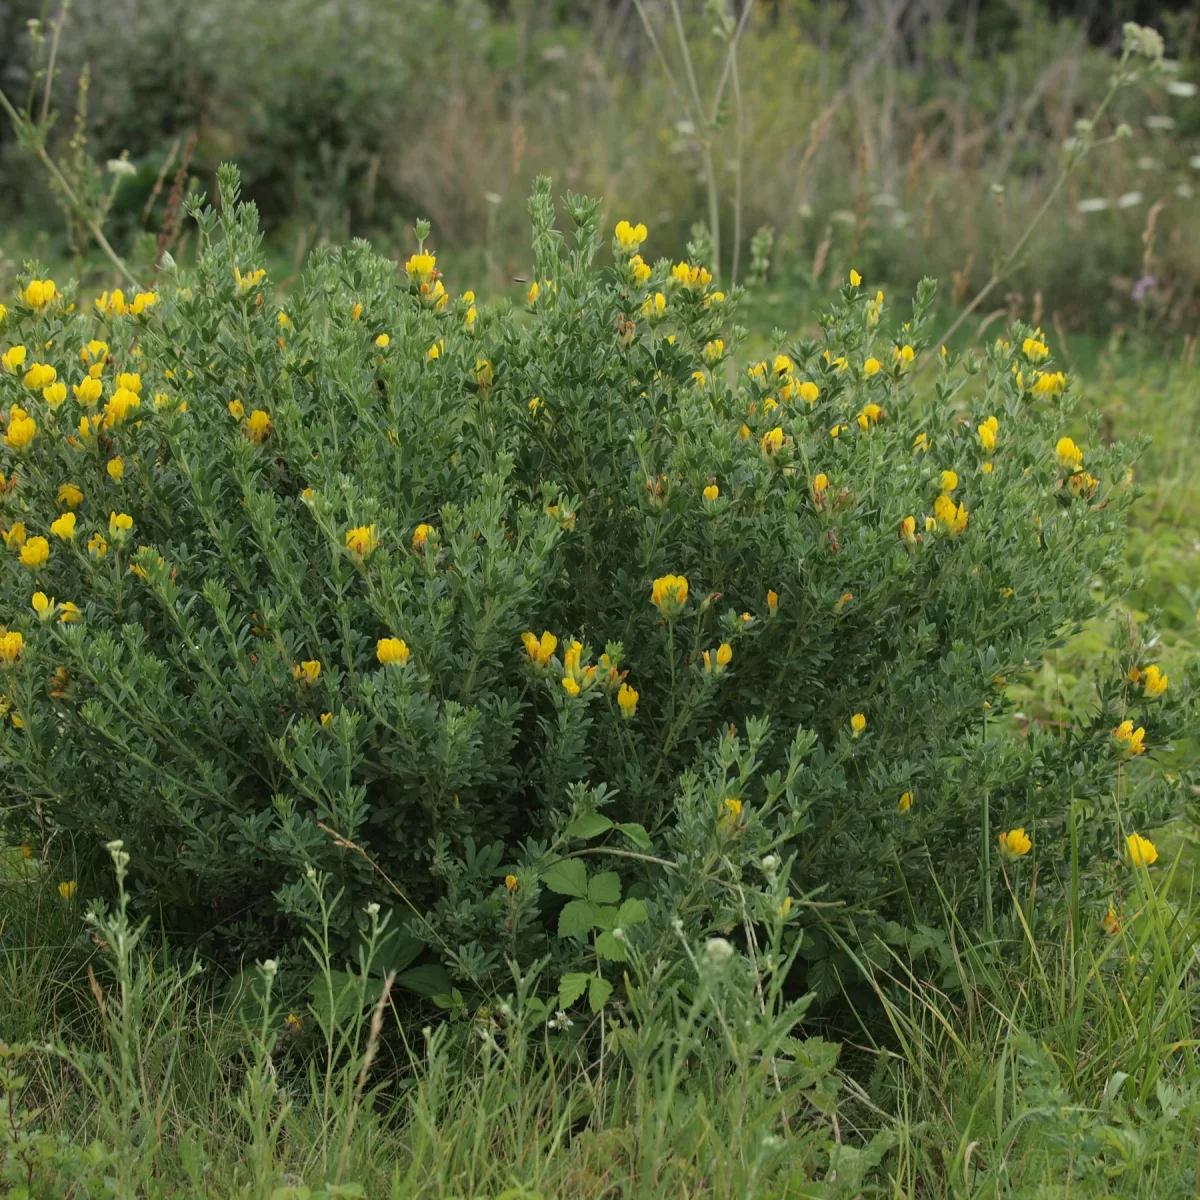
[594,931,628,962]
[617,897,648,926]
[618,822,652,849]
[565,813,614,839]
[588,974,613,1012]
[587,870,622,904]
[557,898,598,937]
[396,963,451,998]
[541,859,588,897]
[558,972,590,1009]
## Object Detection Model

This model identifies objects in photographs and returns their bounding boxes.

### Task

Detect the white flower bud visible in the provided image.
[260,959,278,979]
[704,937,735,966]
[365,902,380,918]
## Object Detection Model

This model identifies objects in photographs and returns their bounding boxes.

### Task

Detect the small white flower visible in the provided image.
[260,959,278,979]
[365,902,380,918]
[761,854,781,875]
[1144,115,1176,130]
[704,937,735,966]
[1076,197,1110,214]
[1118,191,1144,209]
[107,158,137,179]
[1166,80,1196,97]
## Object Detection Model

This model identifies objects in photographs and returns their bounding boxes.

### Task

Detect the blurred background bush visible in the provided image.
[0,0,1198,332]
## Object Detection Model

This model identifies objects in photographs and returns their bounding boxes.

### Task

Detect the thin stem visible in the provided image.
[0,85,140,289]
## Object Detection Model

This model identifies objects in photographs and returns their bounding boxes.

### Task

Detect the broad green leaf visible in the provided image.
[594,931,628,962]
[541,859,588,897]
[617,897,648,926]
[591,904,620,931]
[618,822,652,849]
[587,870,622,904]
[565,813,614,839]
[557,898,598,937]
[558,972,590,1009]
[588,975,613,1012]
[396,963,451,998]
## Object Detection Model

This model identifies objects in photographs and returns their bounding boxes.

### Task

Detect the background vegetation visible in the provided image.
[0,2,1198,1197]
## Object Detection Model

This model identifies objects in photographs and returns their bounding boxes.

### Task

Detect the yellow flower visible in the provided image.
[72,376,103,406]
[1056,437,1083,471]
[562,675,581,697]
[617,681,639,718]
[57,880,77,900]
[50,512,76,540]
[0,630,26,666]
[233,268,267,293]
[703,484,719,502]
[130,291,157,317]
[88,532,108,559]
[22,279,56,309]
[812,472,829,497]
[107,457,125,481]
[670,261,712,289]
[58,601,81,623]
[898,791,913,813]
[913,432,930,454]
[849,269,862,287]
[20,844,32,860]
[82,340,109,364]
[32,591,56,621]
[830,424,845,439]
[999,828,1032,859]
[761,426,784,456]
[115,372,141,395]
[345,524,378,558]
[899,515,917,546]
[284,1011,303,1034]
[57,483,84,508]
[933,494,969,535]
[629,254,652,283]
[1067,471,1098,499]
[721,797,743,827]
[228,400,245,420]
[740,423,751,440]
[1032,370,1066,398]
[1112,719,1146,755]
[977,415,998,451]
[4,414,37,450]
[850,712,866,736]
[650,574,688,614]
[863,357,881,377]
[716,642,732,667]
[705,339,725,365]
[767,589,779,615]
[108,511,133,542]
[350,301,363,321]
[1142,664,1168,697]
[861,402,883,425]
[773,354,793,377]
[104,387,141,427]
[277,312,293,330]
[465,305,477,330]
[1125,833,1158,868]
[982,462,994,474]
[1022,336,1049,361]
[3,520,27,548]
[245,410,272,442]
[894,344,915,368]
[475,360,494,388]
[42,381,67,408]
[376,637,410,666]
[23,363,57,390]
[521,631,557,668]
[20,536,49,568]
[412,523,434,550]
[375,333,390,348]
[405,252,437,285]
[1102,905,1121,935]
[426,341,442,362]
[504,874,519,893]
[641,292,667,319]
[614,220,648,251]
[940,470,958,493]
[3,345,28,373]
[293,660,322,685]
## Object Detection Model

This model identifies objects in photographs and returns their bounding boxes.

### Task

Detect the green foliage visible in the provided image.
[0,171,1194,1013]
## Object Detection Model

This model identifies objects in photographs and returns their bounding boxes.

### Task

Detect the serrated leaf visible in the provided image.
[557,898,598,937]
[618,822,652,849]
[565,813,614,839]
[588,974,613,1012]
[541,859,588,897]
[558,972,590,1009]
[617,897,648,926]
[587,870,622,904]
[594,930,628,962]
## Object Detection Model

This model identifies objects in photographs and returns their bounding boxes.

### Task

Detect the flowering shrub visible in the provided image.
[0,169,1189,999]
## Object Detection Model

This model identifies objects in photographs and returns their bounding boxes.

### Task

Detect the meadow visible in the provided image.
[1,4,1199,1197]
